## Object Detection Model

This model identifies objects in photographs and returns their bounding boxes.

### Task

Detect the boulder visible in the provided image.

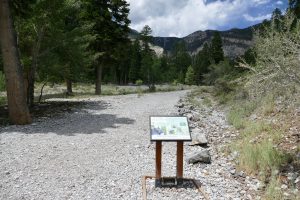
[186,113,194,121]
[186,150,211,164]
[177,103,184,108]
[190,132,208,146]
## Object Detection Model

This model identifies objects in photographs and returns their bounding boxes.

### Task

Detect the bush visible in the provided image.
[148,84,156,92]
[172,79,179,86]
[0,71,5,91]
[135,79,143,86]
[244,13,300,99]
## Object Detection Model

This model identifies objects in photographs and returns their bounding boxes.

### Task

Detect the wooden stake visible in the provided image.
[176,141,184,179]
[155,141,162,181]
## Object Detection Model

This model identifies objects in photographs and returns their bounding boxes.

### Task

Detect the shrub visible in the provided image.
[135,79,143,86]
[243,13,300,99]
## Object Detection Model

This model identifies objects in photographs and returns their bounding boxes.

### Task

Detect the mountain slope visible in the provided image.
[128,26,254,58]
[152,27,254,58]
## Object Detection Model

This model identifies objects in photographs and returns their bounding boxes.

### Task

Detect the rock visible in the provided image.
[238,171,246,178]
[287,172,297,182]
[186,150,211,164]
[281,184,288,189]
[186,113,194,121]
[177,103,184,108]
[190,133,208,146]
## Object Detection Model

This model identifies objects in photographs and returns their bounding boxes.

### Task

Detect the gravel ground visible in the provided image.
[0,91,257,200]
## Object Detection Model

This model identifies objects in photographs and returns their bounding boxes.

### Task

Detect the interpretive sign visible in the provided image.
[150,116,191,141]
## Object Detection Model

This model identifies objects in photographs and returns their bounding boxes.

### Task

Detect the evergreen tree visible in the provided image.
[83,0,130,94]
[128,40,141,82]
[185,65,196,85]
[289,0,300,18]
[193,43,211,84]
[211,31,224,64]
[139,25,155,84]
[271,8,283,31]
[170,41,191,83]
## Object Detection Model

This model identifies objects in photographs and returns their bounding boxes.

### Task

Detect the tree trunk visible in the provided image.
[66,79,73,95]
[95,64,102,95]
[27,27,44,107]
[0,0,32,124]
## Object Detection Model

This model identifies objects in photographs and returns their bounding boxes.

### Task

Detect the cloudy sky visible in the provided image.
[126,0,288,37]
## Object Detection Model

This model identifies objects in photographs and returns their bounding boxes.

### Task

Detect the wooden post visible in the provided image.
[155,141,162,187]
[176,141,184,184]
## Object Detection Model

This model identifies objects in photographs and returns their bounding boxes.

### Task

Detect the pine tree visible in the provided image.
[289,0,300,18]
[211,32,224,64]
[185,65,196,85]
[139,25,155,84]
[170,41,191,83]
[129,40,141,82]
[271,8,282,31]
[193,43,211,84]
[83,0,130,94]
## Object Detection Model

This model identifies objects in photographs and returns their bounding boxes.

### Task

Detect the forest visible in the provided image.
[0,0,300,199]
[0,0,299,125]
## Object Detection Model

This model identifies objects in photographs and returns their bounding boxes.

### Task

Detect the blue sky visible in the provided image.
[126,0,288,37]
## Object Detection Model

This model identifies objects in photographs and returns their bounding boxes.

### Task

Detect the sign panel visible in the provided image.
[150,116,191,141]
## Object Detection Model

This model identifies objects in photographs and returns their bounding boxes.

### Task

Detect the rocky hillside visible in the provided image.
[131,26,255,58]
[154,27,254,58]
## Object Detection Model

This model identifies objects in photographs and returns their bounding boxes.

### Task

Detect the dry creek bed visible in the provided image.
[0,90,262,200]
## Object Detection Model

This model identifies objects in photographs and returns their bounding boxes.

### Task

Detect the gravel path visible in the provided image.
[0,91,256,200]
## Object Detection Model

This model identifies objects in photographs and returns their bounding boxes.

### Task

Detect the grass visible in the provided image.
[226,98,289,180]
[186,86,214,109]
[203,96,212,107]
[264,176,284,200]
[233,139,288,179]
[227,101,257,129]
[28,83,196,101]
[212,83,298,198]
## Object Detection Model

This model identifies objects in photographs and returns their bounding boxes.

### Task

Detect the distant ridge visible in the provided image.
[130,25,256,58]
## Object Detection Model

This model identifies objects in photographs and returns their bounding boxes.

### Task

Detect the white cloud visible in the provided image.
[126,0,277,37]
[252,0,271,5]
[276,1,283,5]
[243,13,272,22]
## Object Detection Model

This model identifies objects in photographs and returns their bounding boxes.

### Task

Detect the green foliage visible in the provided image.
[236,140,288,177]
[227,101,257,129]
[184,65,196,85]
[135,79,143,86]
[246,13,300,98]
[166,41,192,82]
[242,48,256,66]
[193,43,211,84]
[264,176,284,200]
[203,59,234,85]
[139,25,153,49]
[0,71,5,91]
[210,31,224,64]
[129,40,141,82]
[289,0,300,18]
